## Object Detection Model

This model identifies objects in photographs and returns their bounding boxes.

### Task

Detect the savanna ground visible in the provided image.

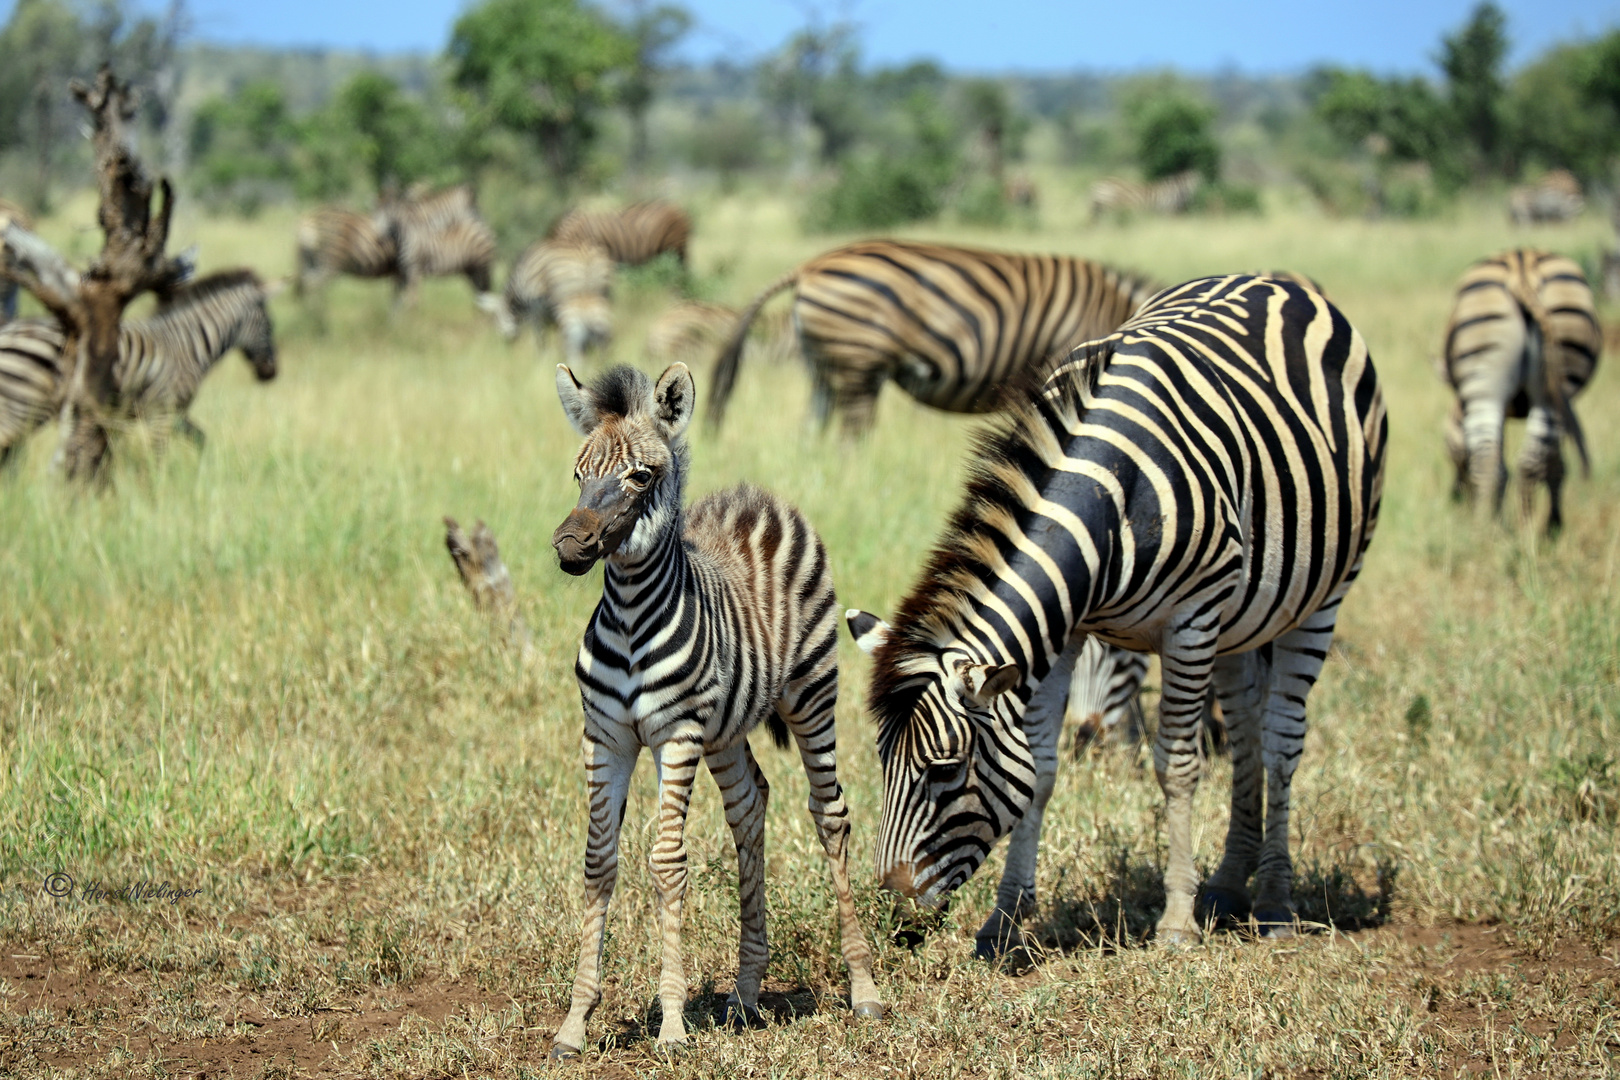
[2,177,1619,1079]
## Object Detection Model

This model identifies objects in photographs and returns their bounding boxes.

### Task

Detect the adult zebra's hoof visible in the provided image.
[1197,885,1252,929]
[852,1000,886,1021]
[722,999,765,1030]
[1253,906,1298,938]
[549,1042,583,1062]
[1155,925,1202,948]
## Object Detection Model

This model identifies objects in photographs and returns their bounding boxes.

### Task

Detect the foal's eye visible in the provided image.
[627,467,653,487]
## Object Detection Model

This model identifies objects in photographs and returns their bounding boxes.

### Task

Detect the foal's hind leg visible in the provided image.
[704,739,770,1027]
[779,639,883,1017]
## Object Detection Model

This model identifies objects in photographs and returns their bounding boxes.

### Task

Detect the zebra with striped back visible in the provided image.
[0,270,276,465]
[1087,171,1202,222]
[387,184,498,306]
[707,240,1159,438]
[1443,248,1601,533]
[495,240,614,367]
[1508,170,1585,225]
[294,207,399,295]
[547,362,882,1058]
[848,275,1386,958]
[548,199,691,267]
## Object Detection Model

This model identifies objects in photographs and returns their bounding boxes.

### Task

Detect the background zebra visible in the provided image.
[643,299,795,369]
[294,206,398,295]
[0,196,34,322]
[852,275,1385,957]
[1443,248,1601,533]
[0,269,277,465]
[547,362,881,1058]
[1507,170,1585,225]
[387,184,498,306]
[547,199,691,267]
[707,239,1159,438]
[1087,171,1202,222]
[495,240,614,366]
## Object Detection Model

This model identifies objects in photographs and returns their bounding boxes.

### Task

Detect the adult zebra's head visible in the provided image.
[552,362,693,575]
[848,609,1034,912]
[158,270,279,382]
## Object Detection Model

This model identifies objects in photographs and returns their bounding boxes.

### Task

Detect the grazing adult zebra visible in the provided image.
[1508,170,1585,225]
[294,207,398,295]
[707,240,1159,438]
[848,275,1386,958]
[0,270,276,464]
[1064,639,1150,749]
[495,240,614,366]
[643,300,795,369]
[0,196,35,322]
[1443,248,1601,533]
[547,362,882,1058]
[548,199,691,267]
[388,185,498,305]
[1088,171,1202,222]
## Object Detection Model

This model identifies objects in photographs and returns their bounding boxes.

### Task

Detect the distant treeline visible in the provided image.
[0,0,1616,231]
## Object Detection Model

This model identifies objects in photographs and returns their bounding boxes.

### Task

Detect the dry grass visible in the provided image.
[2,184,1618,1078]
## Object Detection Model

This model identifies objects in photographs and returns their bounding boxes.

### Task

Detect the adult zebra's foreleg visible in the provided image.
[976,635,1075,961]
[1154,626,1220,945]
[1251,597,1343,936]
[704,740,770,1028]
[1198,648,1272,928]
[553,733,639,1060]
[648,736,704,1045]
[781,654,884,1017]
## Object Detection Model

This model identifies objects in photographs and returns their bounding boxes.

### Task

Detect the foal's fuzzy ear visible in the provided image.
[844,609,892,655]
[953,661,1021,707]
[556,364,600,435]
[653,363,695,440]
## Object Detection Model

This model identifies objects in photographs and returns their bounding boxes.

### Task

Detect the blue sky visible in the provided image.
[19,0,1620,73]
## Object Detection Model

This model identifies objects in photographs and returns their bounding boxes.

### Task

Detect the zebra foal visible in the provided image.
[0,270,276,465]
[547,362,882,1058]
[708,240,1158,438]
[1443,248,1601,533]
[850,275,1385,956]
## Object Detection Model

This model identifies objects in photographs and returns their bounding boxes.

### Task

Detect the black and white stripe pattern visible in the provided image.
[0,270,276,464]
[1508,170,1585,225]
[1064,639,1150,749]
[495,240,613,366]
[707,240,1159,438]
[1443,248,1602,533]
[547,363,880,1058]
[294,207,398,294]
[1088,171,1202,222]
[388,185,497,303]
[548,200,691,267]
[855,274,1386,955]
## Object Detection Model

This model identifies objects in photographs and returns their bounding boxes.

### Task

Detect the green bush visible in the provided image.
[954,176,1009,227]
[1124,89,1220,182]
[807,153,948,230]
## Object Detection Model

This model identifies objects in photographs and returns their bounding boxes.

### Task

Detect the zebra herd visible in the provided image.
[470,207,1603,1054]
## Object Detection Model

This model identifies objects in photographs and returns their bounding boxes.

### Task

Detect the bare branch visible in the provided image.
[445,516,535,659]
[0,221,81,321]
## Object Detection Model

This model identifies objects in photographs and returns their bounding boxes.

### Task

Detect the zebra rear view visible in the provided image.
[1443,248,1602,533]
[547,362,882,1059]
[853,275,1385,956]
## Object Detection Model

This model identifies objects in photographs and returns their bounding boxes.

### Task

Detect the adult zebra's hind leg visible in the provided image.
[553,733,639,1060]
[779,640,883,1019]
[1250,594,1346,937]
[1198,649,1272,929]
[704,740,770,1028]
[1517,403,1566,534]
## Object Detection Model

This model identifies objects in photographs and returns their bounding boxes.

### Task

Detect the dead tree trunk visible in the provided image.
[444,516,536,661]
[0,66,191,484]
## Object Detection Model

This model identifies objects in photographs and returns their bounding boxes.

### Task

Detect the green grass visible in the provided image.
[1,187,1618,1077]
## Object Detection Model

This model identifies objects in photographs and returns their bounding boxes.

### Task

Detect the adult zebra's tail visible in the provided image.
[1506,271,1591,477]
[706,269,799,428]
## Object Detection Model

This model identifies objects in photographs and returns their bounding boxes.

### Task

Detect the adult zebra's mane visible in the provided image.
[156,269,264,313]
[867,337,1115,736]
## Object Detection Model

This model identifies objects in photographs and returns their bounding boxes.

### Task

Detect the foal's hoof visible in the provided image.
[1197,885,1252,929]
[722,1000,765,1030]
[1155,926,1202,948]
[549,1042,583,1062]
[1253,906,1298,939]
[852,1000,885,1021]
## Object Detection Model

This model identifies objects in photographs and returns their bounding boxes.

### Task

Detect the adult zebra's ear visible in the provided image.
[845,609,892,654]
[954,661,1021,707]
[653,362,695,440]
[556,364,600,435]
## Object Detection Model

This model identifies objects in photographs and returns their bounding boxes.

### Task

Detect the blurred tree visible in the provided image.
[1502,42,1619,180]
[688,105,766,190]
[759,20,861,169]
[1309,68,1461,186]
[447,0,633,185]
[960,79,1014,182]
[617,1,692,172]
[1438,1,1508,171]
[332,71,446,193]
[1124,84,1220,182]
[188,80,299,211]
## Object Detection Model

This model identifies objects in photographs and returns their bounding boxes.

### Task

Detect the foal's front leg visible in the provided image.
[553,731,639,1059]
[649,735,704,1045]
